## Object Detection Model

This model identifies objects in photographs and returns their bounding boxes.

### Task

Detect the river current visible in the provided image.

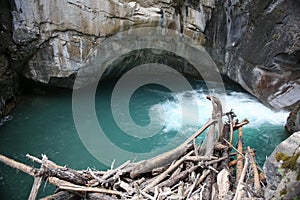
[0,78,289,199]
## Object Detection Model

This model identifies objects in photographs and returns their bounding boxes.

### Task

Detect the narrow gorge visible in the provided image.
[0,0,299,199]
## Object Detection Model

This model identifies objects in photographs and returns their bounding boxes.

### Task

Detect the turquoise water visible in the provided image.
[0,78,289,199]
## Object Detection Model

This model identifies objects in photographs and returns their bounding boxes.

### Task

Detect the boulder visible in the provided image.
[263,131,300,199]
[285,102,300,133]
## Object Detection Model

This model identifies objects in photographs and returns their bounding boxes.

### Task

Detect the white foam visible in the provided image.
[150,90,289,132]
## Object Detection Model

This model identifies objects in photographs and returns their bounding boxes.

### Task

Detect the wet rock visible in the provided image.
[206,0,300,110]
[263,131,300,200]
[0,1,18,102]
[285,102,300,133]
[1,0,299,114]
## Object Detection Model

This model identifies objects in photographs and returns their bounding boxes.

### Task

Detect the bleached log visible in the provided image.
[126,118,216,178]
[217,169,230,199]
[228,113,234,145]
[236,127,244,185]
[156,164,199,188]
[40,191,80,200]
[26,154,61,168]
[101,160,130,180]
[186,173,200,199]
[185,155,218,162]
[143,150,194,191]
[28,176,43,200]
[234,154,249,200]
[247,146,261,193]
[48,177,123,196]
[115,180,134,195]
[44,167,88,186]
[0,154,36,176]
[87,193,117,200]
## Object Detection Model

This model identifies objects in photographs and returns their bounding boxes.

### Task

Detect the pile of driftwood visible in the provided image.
[0,96,266,200]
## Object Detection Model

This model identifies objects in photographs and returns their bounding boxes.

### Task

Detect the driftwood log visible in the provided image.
[0,96,265,199]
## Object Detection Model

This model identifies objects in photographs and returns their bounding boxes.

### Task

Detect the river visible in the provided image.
[0,77,289,199]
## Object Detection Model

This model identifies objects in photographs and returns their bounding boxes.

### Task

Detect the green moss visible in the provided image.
[280,188,287,196]
[272,33,280,41]
[275,152,289,162]
[275,152,300,170]
[297,168,300,181]
[275,8,285,17]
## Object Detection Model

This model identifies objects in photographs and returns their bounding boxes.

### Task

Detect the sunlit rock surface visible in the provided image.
[0,0,299,113]
[4,0,211,87]
[263,131,300,199]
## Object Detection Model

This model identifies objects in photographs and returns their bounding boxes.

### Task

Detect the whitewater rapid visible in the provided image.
[150,90,289,133]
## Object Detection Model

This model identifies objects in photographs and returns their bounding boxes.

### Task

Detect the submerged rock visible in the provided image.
[263,131,300,199]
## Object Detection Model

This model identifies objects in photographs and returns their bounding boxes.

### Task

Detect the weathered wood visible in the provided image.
[140,189,155,200]
[234,153,249,200]
[143,150,194,191]
[193,138,199,157]
[26,154,61,169]
[236,127,244,185]
[214,142,228,150]
[26,154,89,186]
[177,182,184,200]
[228,113,234,145]
[156,164,200,188]
[185,155,218,162]
[0,154,36,176]
[211,96,224,142]
[152,166,168,176]
[87,193,118,200]
[186,173,200,199]
[211,183,218,200]
[233,119,249,131]
[28,176,43,200]
[102,160,130,181]
[48,177,123,196]
[126,118,215,178]
[169,164,182,179]
[217,169,230,199]
[223,138,244,157]
[219,123,230,170]
[115,180,134,195]
[204,156,228,166]
[30,154,56,200]
[229,160,237,167]
[45,167,88,186]
[203,96,222,200]
[40,191,81,200]
[247,146,261,193]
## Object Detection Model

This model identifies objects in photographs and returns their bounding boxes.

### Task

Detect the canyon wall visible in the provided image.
[206,0,300,110]
[0,0,299,115]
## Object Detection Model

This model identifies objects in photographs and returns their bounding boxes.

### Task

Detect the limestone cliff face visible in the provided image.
[0,1,17,101]
[3,0,212,87]
[0,0,299,114]
[206,0,300,111]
